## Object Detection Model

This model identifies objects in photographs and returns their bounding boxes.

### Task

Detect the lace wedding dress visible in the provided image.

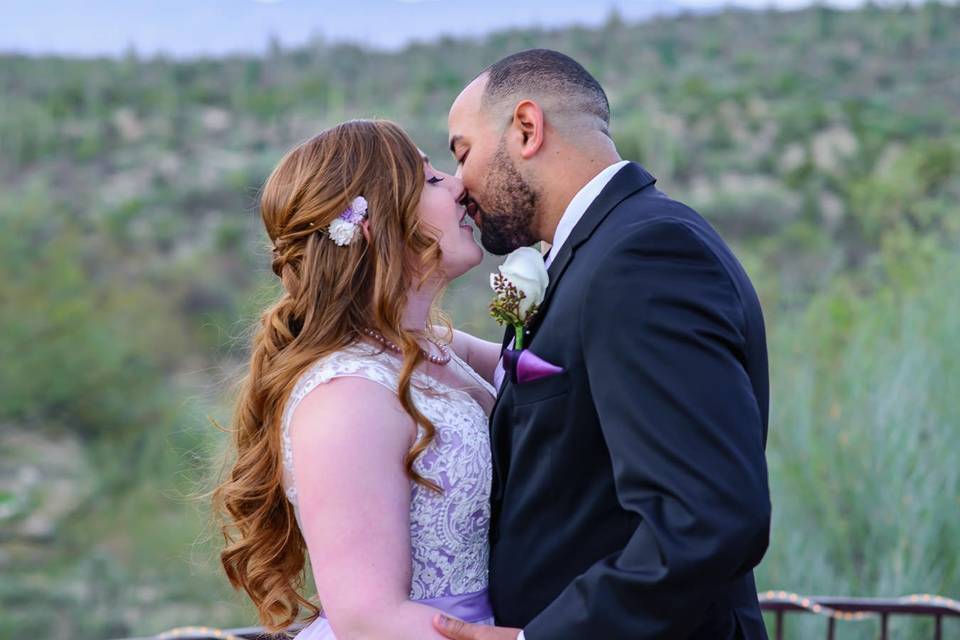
[280,341,497,638]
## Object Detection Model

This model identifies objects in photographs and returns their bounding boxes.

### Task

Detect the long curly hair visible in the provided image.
[211,119,450,633]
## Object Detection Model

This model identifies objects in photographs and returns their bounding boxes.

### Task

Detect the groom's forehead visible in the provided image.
[449,76,487,125]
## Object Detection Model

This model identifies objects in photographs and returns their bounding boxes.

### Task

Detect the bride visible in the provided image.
[212,119,503,639]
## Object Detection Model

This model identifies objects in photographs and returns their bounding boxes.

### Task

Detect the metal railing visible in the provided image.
[759,591,960,640]
[115,625,300,640]
[119,591,960,640]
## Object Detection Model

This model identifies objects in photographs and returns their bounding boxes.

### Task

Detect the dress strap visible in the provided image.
[449,349,497,400]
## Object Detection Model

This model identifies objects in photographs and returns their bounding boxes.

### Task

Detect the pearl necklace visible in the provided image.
[362,328,451,366]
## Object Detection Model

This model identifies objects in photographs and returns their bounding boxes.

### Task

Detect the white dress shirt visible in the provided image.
[500,160,630,640]
[544,160,630,269]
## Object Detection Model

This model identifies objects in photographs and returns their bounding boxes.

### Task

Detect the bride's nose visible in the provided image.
[444,172,464,198]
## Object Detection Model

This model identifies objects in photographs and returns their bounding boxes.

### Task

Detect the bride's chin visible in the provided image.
[468,251,484,270]
[441,249,484,281]
[466,241,484,266]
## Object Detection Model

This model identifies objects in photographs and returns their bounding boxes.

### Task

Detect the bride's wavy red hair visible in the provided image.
[211,119,450,633]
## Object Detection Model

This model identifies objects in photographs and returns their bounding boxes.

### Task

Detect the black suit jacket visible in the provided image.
[488,163,771,639]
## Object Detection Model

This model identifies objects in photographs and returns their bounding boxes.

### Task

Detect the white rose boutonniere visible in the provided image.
[489,246,549,350]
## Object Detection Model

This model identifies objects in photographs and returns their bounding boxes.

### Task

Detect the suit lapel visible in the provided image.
[500,324,514,352]
[487,162,657,502]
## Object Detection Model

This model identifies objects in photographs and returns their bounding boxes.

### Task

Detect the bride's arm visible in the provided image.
[451,330,501,386]
[289,376,450,640]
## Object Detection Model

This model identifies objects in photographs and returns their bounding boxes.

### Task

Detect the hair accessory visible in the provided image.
[328,196,368,246]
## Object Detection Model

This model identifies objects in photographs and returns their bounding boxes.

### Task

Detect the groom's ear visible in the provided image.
[512,100,545,160]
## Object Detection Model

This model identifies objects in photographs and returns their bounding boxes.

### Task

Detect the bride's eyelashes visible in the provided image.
[428,176,445,185]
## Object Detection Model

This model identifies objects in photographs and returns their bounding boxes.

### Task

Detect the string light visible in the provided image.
[759,590,960,622]
[904,593,960,612]
[761,590,871,621]
[155,626,246,640]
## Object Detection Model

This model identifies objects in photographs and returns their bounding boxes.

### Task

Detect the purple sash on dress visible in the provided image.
[416,589,494,623]
[316,588,494,624]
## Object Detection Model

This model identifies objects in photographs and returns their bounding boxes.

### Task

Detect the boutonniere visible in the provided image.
[489,246,549,350]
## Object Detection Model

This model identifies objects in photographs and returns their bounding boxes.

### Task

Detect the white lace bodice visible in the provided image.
[280,341,495,600]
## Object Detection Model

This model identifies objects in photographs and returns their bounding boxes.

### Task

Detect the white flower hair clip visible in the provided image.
[327,196,368,246]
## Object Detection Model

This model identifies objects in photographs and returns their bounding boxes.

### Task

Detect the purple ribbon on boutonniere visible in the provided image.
[502,348,564,384]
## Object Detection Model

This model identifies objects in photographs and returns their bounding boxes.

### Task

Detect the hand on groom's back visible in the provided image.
[433,613,521,640]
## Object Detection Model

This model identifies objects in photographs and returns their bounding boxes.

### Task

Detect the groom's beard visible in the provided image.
[477,141,540,256]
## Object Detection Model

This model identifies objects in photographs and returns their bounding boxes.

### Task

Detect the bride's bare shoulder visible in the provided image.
[290,375,416,451]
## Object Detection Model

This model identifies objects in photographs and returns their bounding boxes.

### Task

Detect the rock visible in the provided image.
[0,426,94,546]
[812,125,859,172]
[113,108,145,142]
[201,107,232,132]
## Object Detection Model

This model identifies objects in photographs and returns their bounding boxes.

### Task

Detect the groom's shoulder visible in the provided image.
[591,189,756,295]
[600,188,726,255]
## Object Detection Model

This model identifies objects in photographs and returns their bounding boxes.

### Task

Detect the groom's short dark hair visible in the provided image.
[480,49,610,131]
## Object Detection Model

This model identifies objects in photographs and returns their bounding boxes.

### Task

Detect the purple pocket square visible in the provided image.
[502,348,564,384]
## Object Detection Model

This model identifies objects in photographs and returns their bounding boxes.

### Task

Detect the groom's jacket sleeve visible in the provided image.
[524,219,771,639]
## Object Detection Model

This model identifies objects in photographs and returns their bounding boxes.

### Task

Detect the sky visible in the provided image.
[2,0,874,59]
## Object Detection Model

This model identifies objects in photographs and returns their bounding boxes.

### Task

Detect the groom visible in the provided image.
[435,49,771,639]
